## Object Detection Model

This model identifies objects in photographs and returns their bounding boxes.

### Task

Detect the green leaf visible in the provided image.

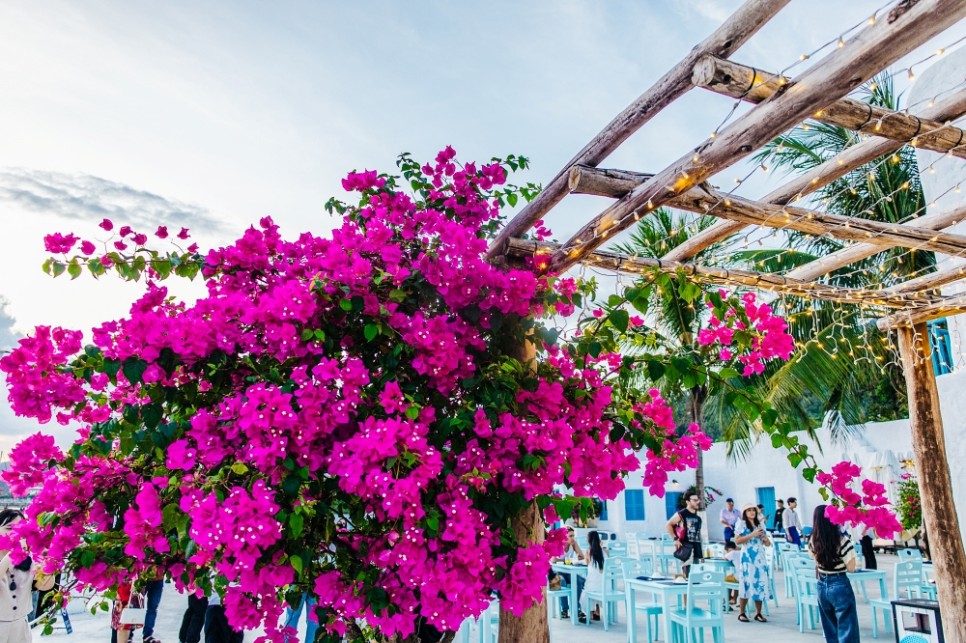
[67,261,83,280]
[51,261,66,278]
[787,452,803,468]
[289,512,304,538]
[609,310,629,333]
[290,554,303,575]
[231,462,249,475]
[364,324,379,341]
[121,358,148,385]
[507,192,518,207]
[770,433,784,449]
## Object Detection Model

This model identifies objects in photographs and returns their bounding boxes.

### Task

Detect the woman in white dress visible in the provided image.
[579,530,606,622]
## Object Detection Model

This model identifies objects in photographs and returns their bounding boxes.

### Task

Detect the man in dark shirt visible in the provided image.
[774,499,785,534]
[667,491,704,577]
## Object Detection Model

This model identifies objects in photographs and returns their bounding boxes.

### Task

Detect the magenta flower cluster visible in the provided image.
[816,461,902,539]
[1,149,717,641]
[697,291,796,376]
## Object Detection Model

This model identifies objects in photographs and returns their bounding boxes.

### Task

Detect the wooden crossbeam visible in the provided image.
[663,87,966,265]
[789,204,966,281]
[877,291,966,330]
[550,0,966,273]
[484,0,791,260]
[506,238,928,308]
[568,165,966,258]
[882,261,966,295]
[693,56,966,158]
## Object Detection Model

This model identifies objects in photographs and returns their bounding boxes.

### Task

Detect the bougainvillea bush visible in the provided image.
[0,148,897,642]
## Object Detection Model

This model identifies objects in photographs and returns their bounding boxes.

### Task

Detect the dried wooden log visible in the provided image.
[882,261,966,295]
[877,291,966,330]
[693,56,966,158]
[568,165,966,258]
[788,205,966,281]
[664,87,966,264]
[551,0,966,272]
[895,323,966,643]
[507,237,929,308]
[485,0,791,259]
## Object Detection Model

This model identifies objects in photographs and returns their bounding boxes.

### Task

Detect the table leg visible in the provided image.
[626,585,637,643]
[662,591,673,643]
[571,578,579,626]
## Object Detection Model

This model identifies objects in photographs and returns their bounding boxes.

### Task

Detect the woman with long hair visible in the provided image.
[733,504,771,623]
[809,505,859,643]
[578,530,606,622]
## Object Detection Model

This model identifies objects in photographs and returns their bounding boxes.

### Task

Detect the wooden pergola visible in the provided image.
[487,1,966,640]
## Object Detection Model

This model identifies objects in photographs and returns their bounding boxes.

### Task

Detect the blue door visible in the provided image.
[756,487,776,529]
[665,492,682,519]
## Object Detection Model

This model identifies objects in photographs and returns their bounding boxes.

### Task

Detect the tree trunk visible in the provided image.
[690,387,709,547]
[497,318,550,643]
[896,324,966,640]
[498,501,549,643]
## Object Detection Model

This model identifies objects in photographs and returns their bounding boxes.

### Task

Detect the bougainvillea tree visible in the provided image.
[0,148,896,643]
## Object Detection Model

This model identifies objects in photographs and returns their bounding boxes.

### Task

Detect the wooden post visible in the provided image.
[895,324,966,641]
[497,326,549,643]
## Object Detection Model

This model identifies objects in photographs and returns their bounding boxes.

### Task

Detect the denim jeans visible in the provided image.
[283,593,319,643]
[555,572,585,612]
[817,573,860,643]
[143,580,164,638]
[787,527,803,549]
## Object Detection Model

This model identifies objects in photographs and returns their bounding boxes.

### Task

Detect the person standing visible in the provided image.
[178,592,208,643]
[719,498,739,542]
[859,526,877,570]
[773,499,785,535]
[784,497,803,549]
[282,593,318,643]
[809,505,860,643]
[0,509,50,643]
[668,492,704,577]
[578,531,606,623]
[734,504,771,623]
[141,575,165,643]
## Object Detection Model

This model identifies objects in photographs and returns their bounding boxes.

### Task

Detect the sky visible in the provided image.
[1,0,965,454]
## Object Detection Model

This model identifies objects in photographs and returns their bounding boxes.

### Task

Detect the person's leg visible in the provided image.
[117,629,132,643]
[724,527,734,542]
[184,595,208,643]
[143,579,165,640]
[753,600,764,619]
[829,576,861,643]
[787,528,802,549]
[737,598,748,619]
[304,594,319,643]
[817,578,839,642]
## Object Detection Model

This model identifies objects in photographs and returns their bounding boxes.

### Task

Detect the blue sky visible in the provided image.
[1,0,964,452]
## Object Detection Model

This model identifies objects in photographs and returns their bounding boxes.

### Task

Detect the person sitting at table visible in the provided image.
[723,540,741,608]
[578,531,605,623]
[735,504,771,623]
[550,526,585,620]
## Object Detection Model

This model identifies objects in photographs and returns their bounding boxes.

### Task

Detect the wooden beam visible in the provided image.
[551,0,966,272]
[877,291,966,330]
[882,261,966,295]
[895,324,966,643]
[789,204,966,281]
[508,237,929,307]
[484,0,791,259]
[693,56,966,158]
[664,87,966,264]
[568,165,966,258]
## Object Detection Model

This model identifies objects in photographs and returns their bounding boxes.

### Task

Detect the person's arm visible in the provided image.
[667,512,682,546]
[845,555,857,572]
[720,509,729,527]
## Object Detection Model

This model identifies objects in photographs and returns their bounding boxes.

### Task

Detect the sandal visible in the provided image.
[737,613,750,623]
[754,614,768,623]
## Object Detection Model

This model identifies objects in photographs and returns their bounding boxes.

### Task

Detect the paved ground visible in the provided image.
[37,555,905,642]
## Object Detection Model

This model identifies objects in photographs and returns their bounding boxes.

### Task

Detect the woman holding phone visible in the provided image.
[734,503,771,623]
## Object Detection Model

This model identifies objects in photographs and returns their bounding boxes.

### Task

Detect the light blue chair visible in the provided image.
[897,548,923,561]
[870,560,924,639]
[583,557,625,630]
[668,568,725,643]
[546,579,570,620]
[623,559,663,643]
[792,566,820,632]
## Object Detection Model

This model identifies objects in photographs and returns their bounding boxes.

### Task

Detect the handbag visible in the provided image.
[673,541,694,562]
[119,593,146,626]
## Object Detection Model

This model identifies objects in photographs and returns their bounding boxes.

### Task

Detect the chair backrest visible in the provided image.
[686,569,725,613]
[802,526,812,537]
[708,543,725,558]
[897,548,923,561]
[622,558,648,580]
[626,537,641,560]
[894,560,924,599]
[794,568,819,601]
